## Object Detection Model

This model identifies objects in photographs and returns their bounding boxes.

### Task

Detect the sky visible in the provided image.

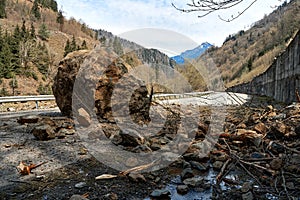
[55,0,285,53]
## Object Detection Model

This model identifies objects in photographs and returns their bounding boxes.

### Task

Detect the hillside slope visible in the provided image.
[0,0,99,95]
[198,0,300,88]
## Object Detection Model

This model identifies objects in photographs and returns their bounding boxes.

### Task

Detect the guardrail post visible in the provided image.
[36,101,39,109]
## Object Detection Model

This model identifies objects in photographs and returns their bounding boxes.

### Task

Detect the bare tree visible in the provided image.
[172,0,259,22]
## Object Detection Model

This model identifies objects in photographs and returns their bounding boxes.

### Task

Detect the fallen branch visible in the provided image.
[120,160,158,176]
[216,158,232,184]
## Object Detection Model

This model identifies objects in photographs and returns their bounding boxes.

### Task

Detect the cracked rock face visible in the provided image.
[52,48,151,124]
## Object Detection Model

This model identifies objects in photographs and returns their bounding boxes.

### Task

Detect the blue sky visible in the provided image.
[55,0,284,50]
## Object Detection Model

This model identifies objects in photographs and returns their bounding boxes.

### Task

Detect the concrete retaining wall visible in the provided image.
[228,30,300,103]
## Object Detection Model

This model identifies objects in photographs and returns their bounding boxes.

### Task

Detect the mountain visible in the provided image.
[171,42,212,64]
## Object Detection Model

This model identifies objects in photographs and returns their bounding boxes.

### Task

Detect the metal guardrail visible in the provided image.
[0,95,55,109]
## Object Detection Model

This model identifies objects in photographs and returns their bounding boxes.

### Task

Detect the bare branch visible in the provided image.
[172,0,259,22]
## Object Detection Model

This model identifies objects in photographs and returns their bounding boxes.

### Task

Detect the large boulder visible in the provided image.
[52,47,150,124]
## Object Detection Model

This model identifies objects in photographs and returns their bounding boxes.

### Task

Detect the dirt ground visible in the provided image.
[0,100,299,200]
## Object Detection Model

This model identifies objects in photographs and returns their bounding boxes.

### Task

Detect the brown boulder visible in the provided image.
[52,47,151,124]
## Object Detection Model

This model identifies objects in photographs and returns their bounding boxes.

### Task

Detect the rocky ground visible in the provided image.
[0,100,299,200]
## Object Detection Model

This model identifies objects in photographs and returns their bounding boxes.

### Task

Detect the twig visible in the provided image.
[216,158,232,184]
[119,159,158,176]
[268,141,300,154]
[239,159,276,175]
[281,170,291,200]
[237,159,263,187]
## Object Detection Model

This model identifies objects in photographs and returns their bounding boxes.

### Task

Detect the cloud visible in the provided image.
[56,0,281,48]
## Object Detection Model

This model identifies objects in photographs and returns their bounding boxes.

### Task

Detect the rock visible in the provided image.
[250,152,265,159]
[128,173,146,182]
[286,182,295,190]
[183,177,204,187]
[271,122,287,138]
[242,191,254,200]
[270,158,283,170]
[213,161,224,171]
[103,193,118,200]
[181,168,194,180]
[17,116,39,124]
[125,157,139,167]
[69,195,89,200]
[254,123,267,134]
[119,129,144,147]
[53,48,151,125]
[59,128,75,136]
[150,189,170,199]
[190,161,209,171]
[75,182,87,189]
[150,143,161,151]
[52,50,90,117]
[32,125,55,140]
[77,108,91,127]
[7,107,16,112]
[53,47,150,123]
[182,161,191,169]
[295,126,300,135]
[241,182,253,193]
[176,185,189,195]
[268,142,285,154]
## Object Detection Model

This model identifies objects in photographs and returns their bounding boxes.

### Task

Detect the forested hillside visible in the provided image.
[0,0,98,95]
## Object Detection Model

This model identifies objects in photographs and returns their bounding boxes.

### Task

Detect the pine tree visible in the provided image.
[113,37,123,56]
[70,35,77,51]
[38,23,49,40]
[64,39,71,57]
[0,0,7,18]
[21,20,27,39]
[31,0,41,20]
[9,77,18,95]
[81,40,87,49]
[56,9,64,31]
[30,22,36,38]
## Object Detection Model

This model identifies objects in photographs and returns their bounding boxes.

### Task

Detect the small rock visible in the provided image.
[125,157,139,167]
[176,185,189,195]
[270,158,283,170]
[271,122,287,138]
[77,108,91,127]
[103,193,118,200]
[190,161,209,171]
[213,161,224,171]
[286,182,295,190]
[254,123,267,134]
[250,152,265,159]
[119,129,144,147]
[268,142,285,154]
[75,182,87,189]
[7,107,16,112]
[181,168,194,180]
[70,195,89,200]
[242,191,254,200]
[128,173,146,182]
[183,176,204,187]
[182,161,191,169]
[32,125,55,141]
[150,143,161,151]
[18,115,39,124]
[59,128,76,135]
[150,189,170,199]
[241,182,253,193]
